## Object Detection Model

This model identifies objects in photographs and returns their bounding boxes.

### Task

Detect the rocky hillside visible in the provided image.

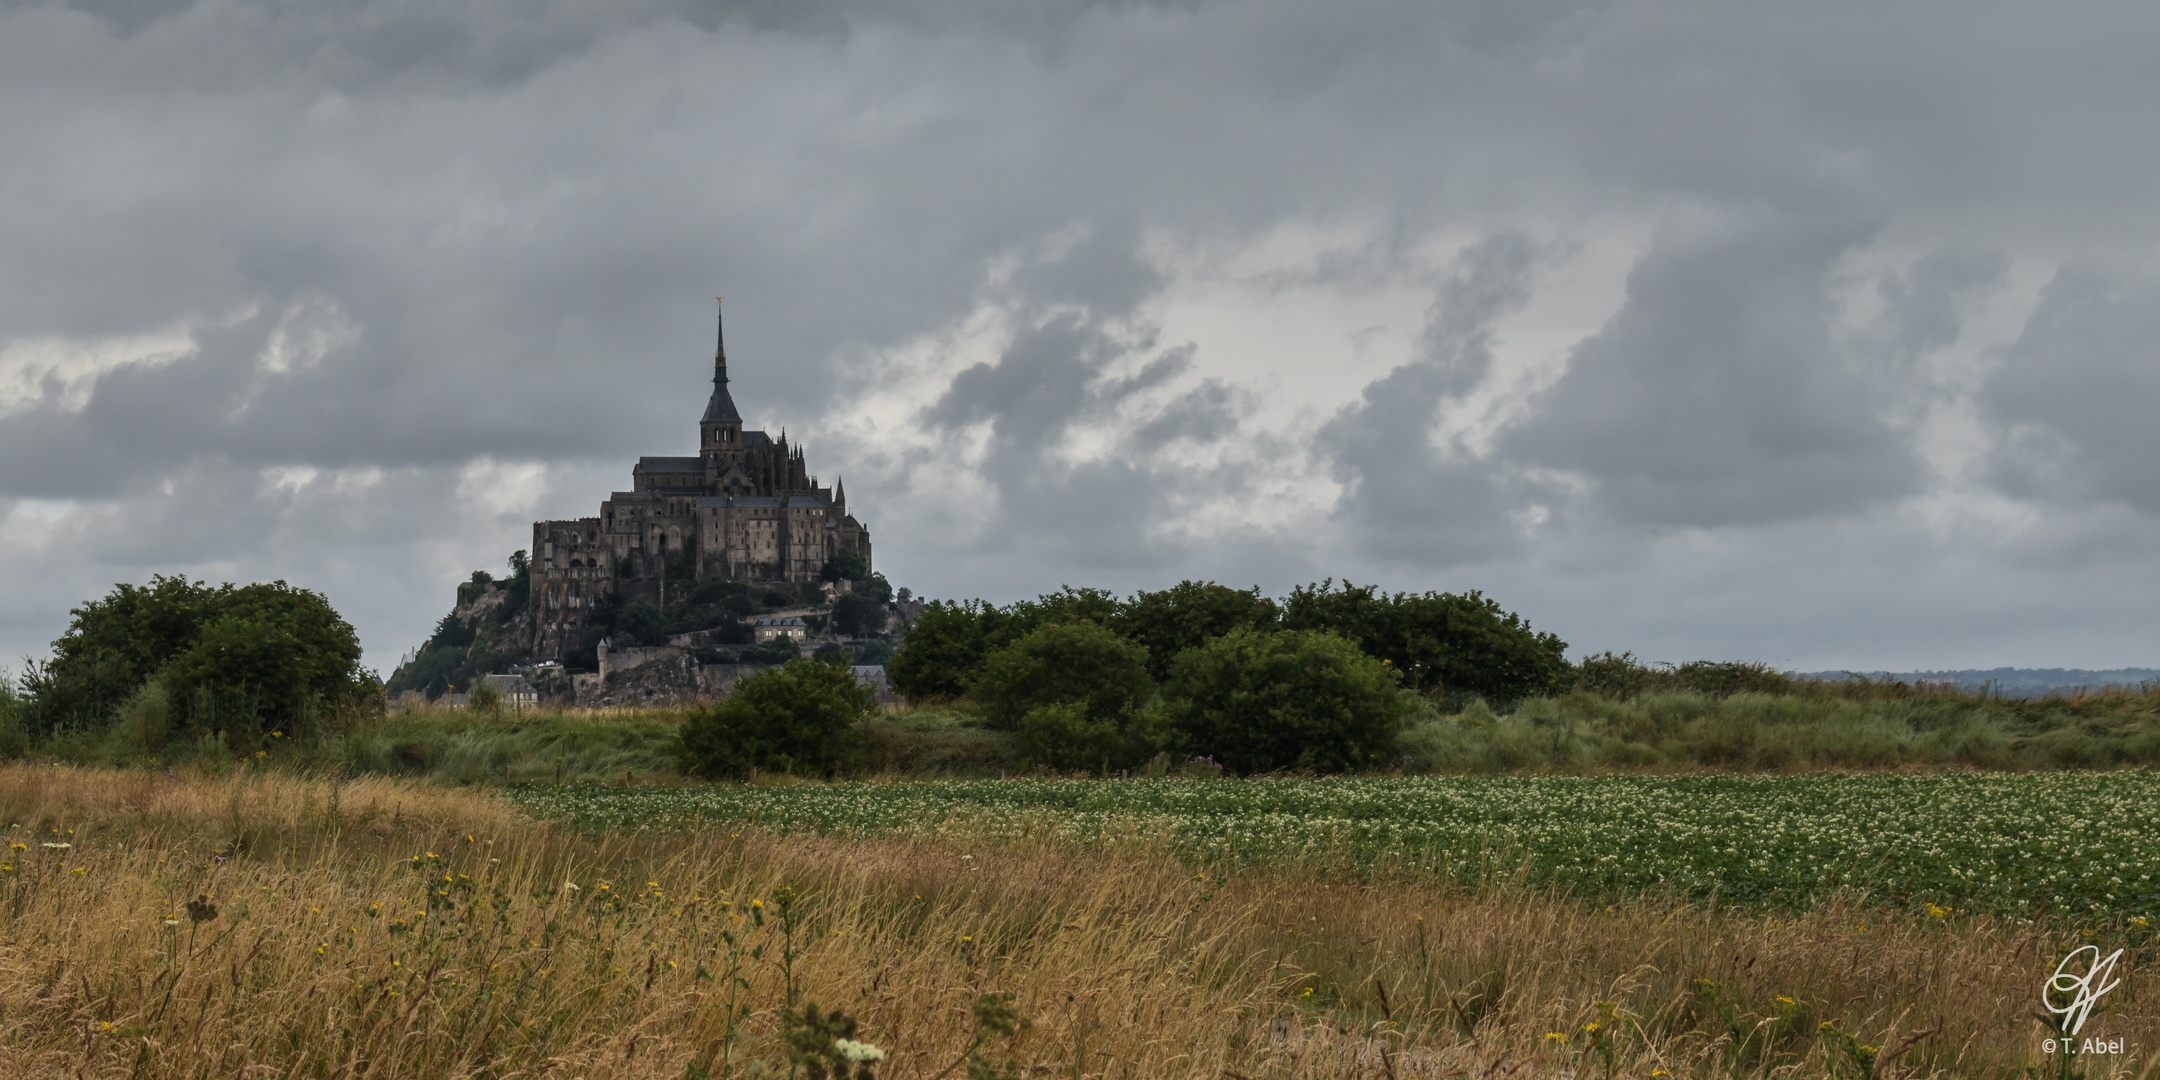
[386,550,905,702]
[385,561,535,700]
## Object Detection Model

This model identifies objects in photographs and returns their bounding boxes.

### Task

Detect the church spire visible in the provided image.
[713,297,727,384]
[701,297,742,424]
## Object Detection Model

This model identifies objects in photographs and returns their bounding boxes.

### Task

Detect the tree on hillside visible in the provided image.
[831,592,886,637]
[1282,581,1570,701]
[818,549,868,583]
[1161,628,1407,774]
[1115,581,1280,680]
[569,593,625,672]
[615,600,670,647]
[676,656,876,778]
[852,572,894,604]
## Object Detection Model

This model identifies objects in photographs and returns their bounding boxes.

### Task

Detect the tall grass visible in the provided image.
[333,708,685,784]
[323,704,1015,784]
[1,763,2153,1077]
[1404,686,2160,772]
[9,679,2160,784]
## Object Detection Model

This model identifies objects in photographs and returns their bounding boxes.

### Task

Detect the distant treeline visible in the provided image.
[11,573,2159,780]
[1795,668,2160,698]
[890,580,1574,702]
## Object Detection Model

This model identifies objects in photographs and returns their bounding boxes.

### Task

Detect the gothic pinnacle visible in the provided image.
[713,297,728,385]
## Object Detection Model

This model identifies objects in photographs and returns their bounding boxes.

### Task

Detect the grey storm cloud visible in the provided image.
[4,0,2160,671]
[1323,232,1542,563]
[1982,266,2160,515]
[1503,213,1923,528]
[920,225,1250,569]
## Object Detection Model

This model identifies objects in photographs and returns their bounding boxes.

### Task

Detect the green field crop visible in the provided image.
[513,772,2160,921]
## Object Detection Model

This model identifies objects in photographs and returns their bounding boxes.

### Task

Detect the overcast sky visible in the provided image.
[4,0,2158,676]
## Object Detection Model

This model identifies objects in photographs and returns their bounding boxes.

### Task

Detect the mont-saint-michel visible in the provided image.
[11,3,2160,1073]
[528,303,874,664]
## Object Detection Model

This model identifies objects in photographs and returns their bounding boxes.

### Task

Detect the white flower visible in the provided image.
[564,882,580,892]
[832,1039,886,1063]
[42,842,70,849]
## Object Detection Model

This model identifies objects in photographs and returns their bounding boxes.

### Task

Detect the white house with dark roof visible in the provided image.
[751,616,808,643]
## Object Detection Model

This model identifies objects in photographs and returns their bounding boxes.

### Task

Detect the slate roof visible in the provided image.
[635,456,705,473]
[702,383,742,423]
[698,489,837,509]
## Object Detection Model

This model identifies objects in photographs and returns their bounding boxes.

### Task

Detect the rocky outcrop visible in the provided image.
[578,652,763,707]
[384,573,535,699]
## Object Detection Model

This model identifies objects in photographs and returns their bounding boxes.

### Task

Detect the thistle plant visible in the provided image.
[925,992,1026,1080]
[782,1001,883,1080]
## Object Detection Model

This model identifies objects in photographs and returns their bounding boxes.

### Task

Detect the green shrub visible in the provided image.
[467,679,503,717]
[860,707,1019,776]
[113,681,173,753]
[0,677,25,760]
[1575,651,1661,697]
[1282,581,1569,701]
[886,600,1002,701]
[1114,581,1279,680]
[1007,586,1122,630]
[968,621,1154,726]
[22,575,222,730]
[26,576,371,743]
[1015,701,1165,773]
[1575,652,1797,698]
[676,657,877,778]
[885,589,1121,703]
[1161,628,1409,774]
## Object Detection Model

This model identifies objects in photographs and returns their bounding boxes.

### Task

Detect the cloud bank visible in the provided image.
[4,0,2159,672]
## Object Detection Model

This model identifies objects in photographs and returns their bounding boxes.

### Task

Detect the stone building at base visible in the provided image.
[530,304,872,662]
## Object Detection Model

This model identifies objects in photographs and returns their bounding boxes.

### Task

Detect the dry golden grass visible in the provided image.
[0,763,2153,1078]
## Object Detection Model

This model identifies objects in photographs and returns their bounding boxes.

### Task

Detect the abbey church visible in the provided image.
[530,304,872,661]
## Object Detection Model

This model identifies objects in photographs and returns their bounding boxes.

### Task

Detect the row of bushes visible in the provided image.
[681,603,2160,778]
[850,580,1572,776]
[679,659,2160,781]
[681,626,1414,778]
[889,580,1573,703]
[15,668,2159,782]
